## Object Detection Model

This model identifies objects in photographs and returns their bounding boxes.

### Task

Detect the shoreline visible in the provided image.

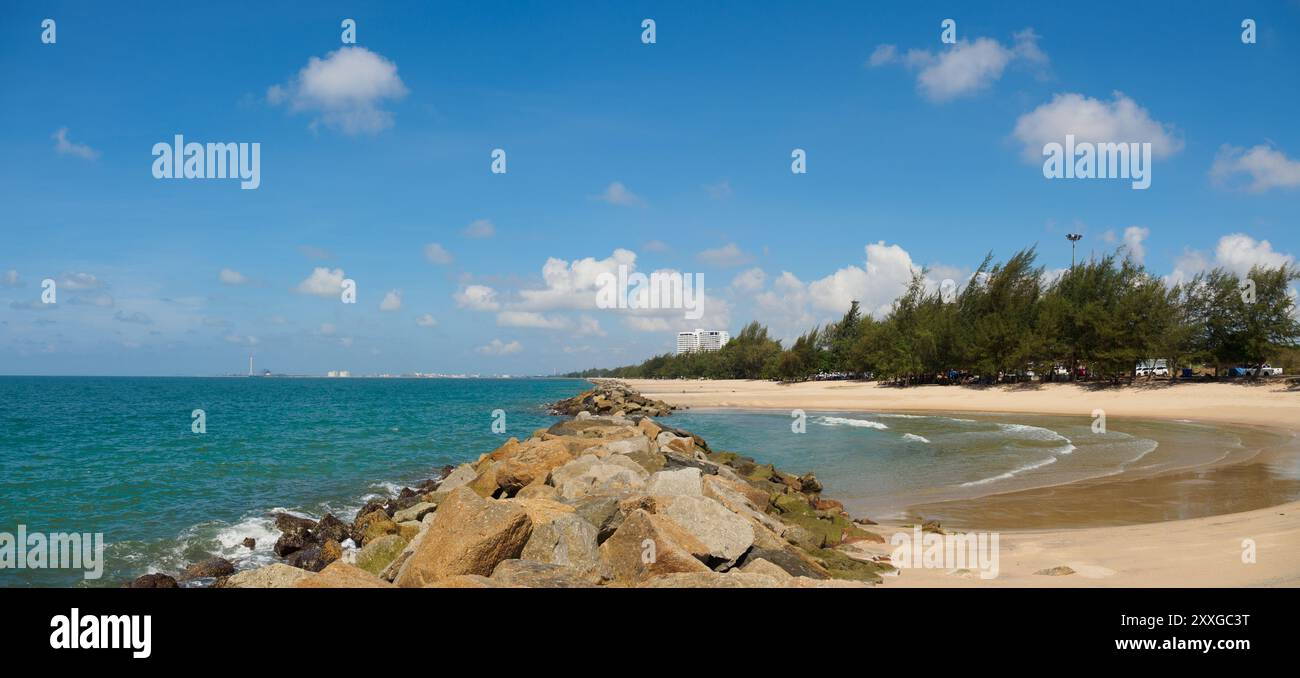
[622,378,1300,429]
[623,378,1300,587]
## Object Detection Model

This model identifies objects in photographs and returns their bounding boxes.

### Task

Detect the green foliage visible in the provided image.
[564,251,1300,384]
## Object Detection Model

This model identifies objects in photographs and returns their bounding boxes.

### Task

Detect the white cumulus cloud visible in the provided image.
[455,284,501,311]
[1012,91,1182,162]
[268,47,408,135]
[297,267,345,298]
[1210,143,1300,193]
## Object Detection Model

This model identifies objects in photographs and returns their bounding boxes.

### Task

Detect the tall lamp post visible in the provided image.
[1065,233,1084,381]
[1067,233,1083,267]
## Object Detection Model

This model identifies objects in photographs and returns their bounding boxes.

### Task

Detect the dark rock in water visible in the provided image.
[242,537,257,549]
[314,513,349,544]
[398,487,417,500]
[274,512,316,534]
[393,494,421,512]
[127,573,179,588]
[285,546,329,572]
[357,499,386,518]
[274,530,310,557]
[799,472,823,494]
[178,557,235,581]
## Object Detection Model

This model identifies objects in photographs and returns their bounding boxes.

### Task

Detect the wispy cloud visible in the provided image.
[869,29,1048,102]
[593,181,645,207]
[51,127,99,160]
[462,219,496,238]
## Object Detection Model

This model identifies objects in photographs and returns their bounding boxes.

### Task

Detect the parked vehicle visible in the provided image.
[1136,359,1168,377]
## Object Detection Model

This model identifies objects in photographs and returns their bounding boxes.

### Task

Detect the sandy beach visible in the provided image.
[625,379,1300,587]
[623,378,1300,429]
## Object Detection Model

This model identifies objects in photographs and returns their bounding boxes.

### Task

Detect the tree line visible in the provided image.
[565,247,1300,384]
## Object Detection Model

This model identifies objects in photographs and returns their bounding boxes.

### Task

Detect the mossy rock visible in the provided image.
[771,491,814,516]
[355,534,408,576]
[745,463,776,483]
[808,548,894,584]
[772,496,862,548]
[706,450,740,465]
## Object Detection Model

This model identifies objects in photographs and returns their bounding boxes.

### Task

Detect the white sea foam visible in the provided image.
[817,416,888,430]
[960,455,1058,487]
[998,422,1071,443]
[902,433,931,443]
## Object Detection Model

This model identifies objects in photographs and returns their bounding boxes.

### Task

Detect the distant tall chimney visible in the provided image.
[249,353,253,377]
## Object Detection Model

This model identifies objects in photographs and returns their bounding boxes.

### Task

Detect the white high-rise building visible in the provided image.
[676,329,730,355]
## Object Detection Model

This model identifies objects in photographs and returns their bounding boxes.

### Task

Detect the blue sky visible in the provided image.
[2,1,1298,376]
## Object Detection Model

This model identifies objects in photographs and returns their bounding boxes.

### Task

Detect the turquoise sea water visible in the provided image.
[2,377,1297,587]
[0,376,588,587]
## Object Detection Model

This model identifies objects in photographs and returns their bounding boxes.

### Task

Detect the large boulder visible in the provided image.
[381,513,436,582]
[178,557,235,581]
[351,509,399,546]
[489,559,593,588]
[296,561,395,588]
[127,573,178,588]
[739,557,795,581]
[392,502,436,524]
[284,545,330,572]
[733,545,830,580]
[598,509,711,584]
[427,574,499,588]
[637,572,781,588]
[437,464,478,493]
[504,497,576,526]
[496,439,573,494]
[520,513,602,576]
[645,467,703,496]
[217,563,311,588]
[394,487,533,587]
[355,534,408,576]
[655,495,754,566]
[551,454,648,501]
[597,436,651,457]
[314,513,350,544]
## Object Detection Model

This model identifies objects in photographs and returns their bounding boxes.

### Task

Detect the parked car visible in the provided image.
[1245,364,1283,377]
[1136,359,1168,377]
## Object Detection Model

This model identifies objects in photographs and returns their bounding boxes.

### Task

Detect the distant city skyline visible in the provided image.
[3,2,1298,375]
